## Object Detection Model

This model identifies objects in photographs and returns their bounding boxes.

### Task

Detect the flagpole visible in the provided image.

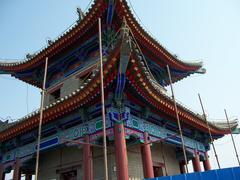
[166,65,189,173]
[35,57,48,180]
[224,109,240,165]
[198,93,221,169]
[98,18,109,180]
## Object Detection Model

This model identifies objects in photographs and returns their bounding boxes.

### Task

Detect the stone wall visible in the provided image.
[60,76,80,97]
[151,143,180,176]
[44,74,81,107]
[39,146,83,180]
[38,142,180,180]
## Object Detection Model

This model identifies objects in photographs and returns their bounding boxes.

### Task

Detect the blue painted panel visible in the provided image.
[39,137,59,150]
[107,0,114,25]
[147,167,240,180]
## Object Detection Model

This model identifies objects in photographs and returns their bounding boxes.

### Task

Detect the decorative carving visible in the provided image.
[107,107,130,123]
[76,7,84,22]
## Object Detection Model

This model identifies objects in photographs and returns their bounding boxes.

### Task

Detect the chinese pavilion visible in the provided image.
[0,0,238,180]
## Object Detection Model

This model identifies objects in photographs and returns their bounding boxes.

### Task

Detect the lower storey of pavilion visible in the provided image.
[0,124,212,180]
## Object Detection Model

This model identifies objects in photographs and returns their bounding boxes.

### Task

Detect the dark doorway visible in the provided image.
[153,166,164,177]
[61,170,77,180]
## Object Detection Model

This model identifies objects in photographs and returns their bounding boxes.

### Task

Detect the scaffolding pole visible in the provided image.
[160,142,168,176]
[166,65,189,173]
[198,93,221,169]
[224,109,240,166]
[35,57,48,180]
[98,18,109,180]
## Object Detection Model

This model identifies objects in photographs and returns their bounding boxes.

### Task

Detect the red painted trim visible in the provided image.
[83,135,93,180]
[192,151,202,172]
[141,132,154,178]
[203,152,211,171]
[114,123,129,180]
[13,159,21,180]
[0,164,5,180]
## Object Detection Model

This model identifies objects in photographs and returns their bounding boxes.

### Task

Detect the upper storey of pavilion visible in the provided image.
[0,0,205,88]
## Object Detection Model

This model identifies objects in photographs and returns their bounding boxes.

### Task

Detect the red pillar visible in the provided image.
[203,152,211,171]
[83,135,93,180]
[192,151,202,172]
[179,161,186,174]
[13,159,21,180]
[0,164,5,180]
[25,174,32,180]
[114,123,129,180]
[141,132,154,179]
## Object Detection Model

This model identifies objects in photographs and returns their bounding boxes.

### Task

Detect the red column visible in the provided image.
[141,132,154,179]
[13,159,21,180]
[192,151,201,172]
[114,123,129,180]
[83,135,93,180]
[179,161,186,174]
[25,174,32,180]
[0,164,5,180]
[203,152,211,171]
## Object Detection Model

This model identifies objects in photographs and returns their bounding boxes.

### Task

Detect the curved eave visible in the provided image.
[127,55,232,136]
[118,0,203,73]
[0,0,107,73]
[0,44,120,142]
[209,119,238,132]
[0,0,203,76]
[0,69,41,89]
[164,66,206,86]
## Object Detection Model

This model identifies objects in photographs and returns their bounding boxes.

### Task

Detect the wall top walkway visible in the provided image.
[147,166,240,180]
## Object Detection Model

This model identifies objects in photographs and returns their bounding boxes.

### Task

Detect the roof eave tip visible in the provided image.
[196,67,206,74]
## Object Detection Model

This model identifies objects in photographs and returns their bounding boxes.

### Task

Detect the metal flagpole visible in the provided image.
[166,65,189,173]
[198,93,221,169]
[35,57,48,180]
[98,18,109,180]
[224,109,240,166]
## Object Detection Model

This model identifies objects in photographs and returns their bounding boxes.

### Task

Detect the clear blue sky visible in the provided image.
[1,0,240,177]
